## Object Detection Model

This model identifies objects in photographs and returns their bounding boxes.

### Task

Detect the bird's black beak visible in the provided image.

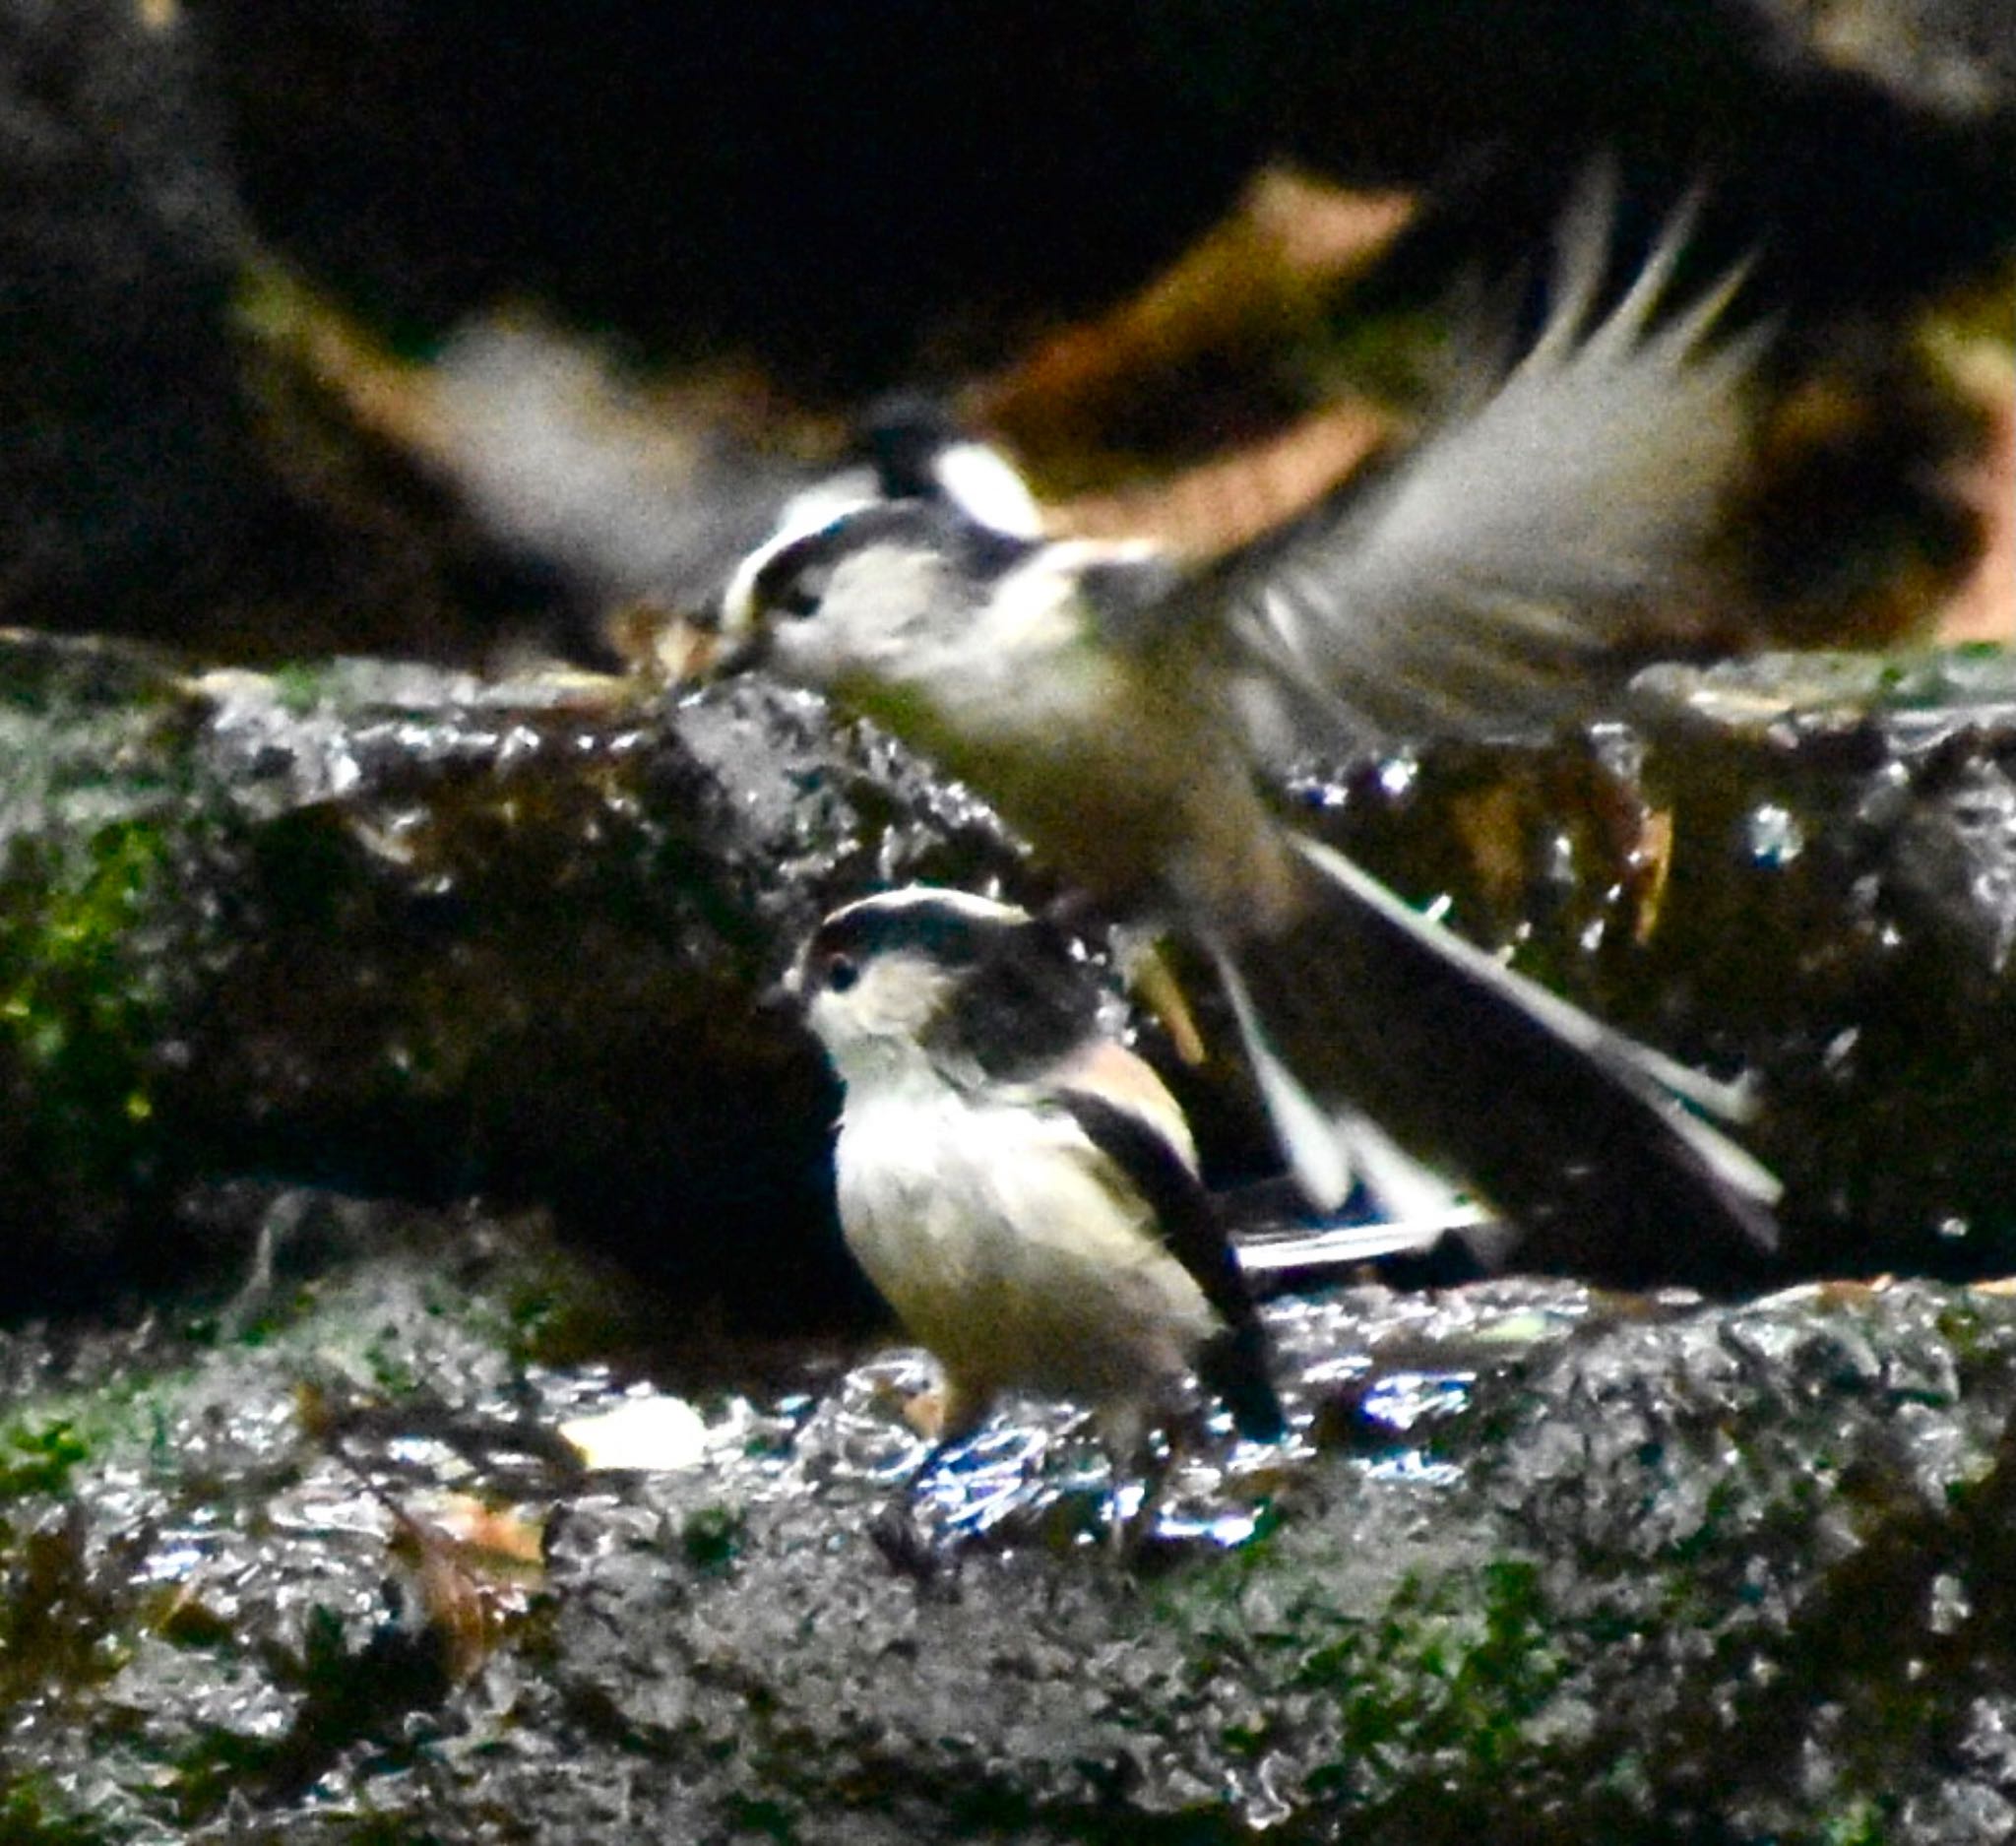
[676,592,770,678]
[709,612,771,676]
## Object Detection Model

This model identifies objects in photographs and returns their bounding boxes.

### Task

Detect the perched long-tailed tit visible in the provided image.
[727,211,1784,1283]
[789,886,1285,1450]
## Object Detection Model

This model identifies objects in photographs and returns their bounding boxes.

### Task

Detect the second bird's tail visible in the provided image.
[1212,832,1782,1288]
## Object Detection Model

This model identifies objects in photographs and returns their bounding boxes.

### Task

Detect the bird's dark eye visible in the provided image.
[762,555,838,621]
[824,954,860,993]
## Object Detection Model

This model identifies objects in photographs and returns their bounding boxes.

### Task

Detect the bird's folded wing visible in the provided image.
[1046,1083,1287,1438]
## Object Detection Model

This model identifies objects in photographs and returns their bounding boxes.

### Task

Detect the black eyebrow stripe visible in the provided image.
[752,500,1037,613]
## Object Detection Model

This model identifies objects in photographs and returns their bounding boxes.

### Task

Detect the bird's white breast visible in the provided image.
[834,1079,1218,1413]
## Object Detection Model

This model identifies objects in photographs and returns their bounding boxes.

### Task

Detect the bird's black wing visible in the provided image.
[1049,1088,1285,1441]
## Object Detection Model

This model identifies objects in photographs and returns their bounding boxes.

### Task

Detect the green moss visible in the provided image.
[1816,1795,1892,1845]
[0,818,178,1184]
[265,661,331,717]
[0,1369,210,1517]
[1166,1543,1581,1833]
[1299,1560,1568,1783]
[0,1775,116,1846]
[0,1422,89,1500]
[681,1504,746,1575]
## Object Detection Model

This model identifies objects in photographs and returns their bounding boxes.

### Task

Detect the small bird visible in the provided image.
[788,885,1286,1460]
[725,205,1785,1285]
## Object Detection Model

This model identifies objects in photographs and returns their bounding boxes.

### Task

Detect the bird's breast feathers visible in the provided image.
[834,1084,1217,1400]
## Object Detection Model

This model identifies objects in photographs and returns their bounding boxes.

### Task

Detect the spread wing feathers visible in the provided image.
[1046,1086,1286,1441]
[1200,190,1760,744]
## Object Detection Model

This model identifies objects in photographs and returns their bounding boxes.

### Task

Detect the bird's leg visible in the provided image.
[869,1432,971,1587]
[868,1377,987,1582]
[219,1188,316,1337]
[1097,1404,1169,1564]
[1105,1387,1251,1566]
[910,1376,987,1488]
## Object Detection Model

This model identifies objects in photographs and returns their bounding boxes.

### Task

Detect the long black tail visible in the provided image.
[1214,833,1781,1290]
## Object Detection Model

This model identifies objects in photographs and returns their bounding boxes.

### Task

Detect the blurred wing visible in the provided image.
[1203,192,1761,743]
[430,324,819,615]
[429,331,1038,619]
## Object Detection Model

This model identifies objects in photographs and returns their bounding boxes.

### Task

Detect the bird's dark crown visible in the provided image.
[805,889,1100,1080]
